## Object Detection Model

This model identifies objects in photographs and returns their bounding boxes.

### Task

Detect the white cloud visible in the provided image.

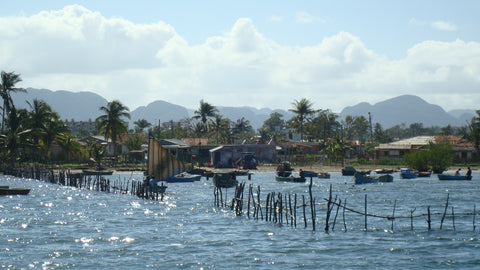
[269,15,283,22]
[431,21,457,31]
[295,11,325,24]
[0,5,479,113]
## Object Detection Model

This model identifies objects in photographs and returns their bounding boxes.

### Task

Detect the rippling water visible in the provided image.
[1,171,480,269]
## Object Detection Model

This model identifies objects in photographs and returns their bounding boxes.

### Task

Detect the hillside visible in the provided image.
[11,89,472,130]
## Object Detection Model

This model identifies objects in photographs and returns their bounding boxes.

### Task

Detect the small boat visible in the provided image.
[0,186,31,195]
[301,170,318,178]
[354,173,393,184]
[342,166,356,176]
[438,174,472,181]
[417,171,432,177]
[275,172,306,182]
[165,172,202,182]
[213,172,238,188]
[400,168,417,179]
[317,172,331,179]
[374,168,394,174]
[82,169,114,176]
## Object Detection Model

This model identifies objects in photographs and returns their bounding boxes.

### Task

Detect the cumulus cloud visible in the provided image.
[0,5,479,112]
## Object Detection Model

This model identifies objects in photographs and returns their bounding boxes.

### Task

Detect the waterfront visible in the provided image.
[1,171,480,269]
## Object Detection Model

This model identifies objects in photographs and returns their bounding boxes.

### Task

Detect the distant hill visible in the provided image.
[10,89,472,130]
[339,95,465,128]
[12,88,108,121]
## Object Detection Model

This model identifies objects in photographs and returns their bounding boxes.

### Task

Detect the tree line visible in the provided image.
[1,71,480,169]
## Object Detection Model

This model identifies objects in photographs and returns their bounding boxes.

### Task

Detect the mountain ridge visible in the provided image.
[11,88,475,130]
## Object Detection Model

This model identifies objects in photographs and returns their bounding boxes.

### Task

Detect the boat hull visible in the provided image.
[354,173,393,184]
[166,174,201,182]
[0,188,31,195]
[275,174,306,182]
[438,174,472,181]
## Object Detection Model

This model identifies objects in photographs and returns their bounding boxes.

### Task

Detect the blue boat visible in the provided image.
[354,173,393,184]
[438,174,472,181]
[400,168,417,179]
[166,172,202,182]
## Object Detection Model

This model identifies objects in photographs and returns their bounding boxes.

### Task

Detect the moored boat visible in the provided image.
[0,187,31,195]
[165,172,202,182]
[342,166,356,176]
[354,173,393,184]
[417,171,432,177]
[275,172,306,182]
[400,168,417,179]
[437,174,472,181]
[82,169,114,176]
[213,172,238,188]
[374,168,394,174]
[317,172,331,179]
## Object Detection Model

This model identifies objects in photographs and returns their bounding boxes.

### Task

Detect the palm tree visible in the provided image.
[0,107,30,169]
[210,114,230,144]
[0,71,26,130]
[466,110,480,159]
[96,100,130,158]
[57,133,81,162]
[193,100,218,132]
[133,119,152,133]
[289,98,316,141]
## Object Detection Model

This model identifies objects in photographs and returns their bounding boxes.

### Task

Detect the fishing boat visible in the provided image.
[165,172,202,182]
[417,171,432,177]
[82,169,114,176]
[213,172,238,188]
[400,168,417,179]
[317,172,331,179]
[301,170,318,177]
[0,186,31,195]
[354,173,393,184]
[275,172,306,182]
[342,166,356,176]
[374,168,394,174]
[146,138,188,182]
[437,174,472,181]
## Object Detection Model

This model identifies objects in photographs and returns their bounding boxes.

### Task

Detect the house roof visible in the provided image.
[375,136,435,150]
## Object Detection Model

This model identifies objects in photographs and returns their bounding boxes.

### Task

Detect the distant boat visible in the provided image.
[165,172,202,182]
[400,168,417,179]
[301,170,318,178]
[342,166,356,176]
[317,172,331,179]
[417,171,432,177]
[354,173,393,184]
[438,174,472,181]
[146,138,188,181]
[213,172,238,188]
[82,169,114,176]
[0,186,30,195]
[275,172,306,182]
[374,168,394,174]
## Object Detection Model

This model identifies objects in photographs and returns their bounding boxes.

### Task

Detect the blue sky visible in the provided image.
[1,1,479,113]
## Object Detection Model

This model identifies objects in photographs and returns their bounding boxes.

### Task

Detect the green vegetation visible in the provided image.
[0,72,478,170]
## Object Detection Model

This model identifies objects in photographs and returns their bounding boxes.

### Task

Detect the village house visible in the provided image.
[373,135,476,161]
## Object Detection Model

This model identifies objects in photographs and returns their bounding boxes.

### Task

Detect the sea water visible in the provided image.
[1,171,480,269]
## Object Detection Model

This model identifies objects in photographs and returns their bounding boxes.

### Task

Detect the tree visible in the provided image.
[0,107,30,168]
[133,119,152,133]
[57,133,81,162]
[0,71,26,130]
[373,123,392,144]
[210,114,230,144]
[193,100,217,133]
[262,112,285,132]
[289,98,316,141]
[466,110,480,160]
[96,100,130,158]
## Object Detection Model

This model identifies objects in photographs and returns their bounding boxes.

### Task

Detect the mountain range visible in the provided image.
[11,88,476,130]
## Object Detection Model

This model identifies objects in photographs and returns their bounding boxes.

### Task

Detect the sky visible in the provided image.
[1,0,479,113]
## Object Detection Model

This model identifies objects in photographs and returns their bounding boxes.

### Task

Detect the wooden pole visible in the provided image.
[474,204,476,232]
[325,184,332,232]
[364,194,368,231]
[452,206,455,231]
[343,198,347,232]
[303,195,307,228]
[427,206,431,231]
[391,199,396,231]
[440,194,449,230]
